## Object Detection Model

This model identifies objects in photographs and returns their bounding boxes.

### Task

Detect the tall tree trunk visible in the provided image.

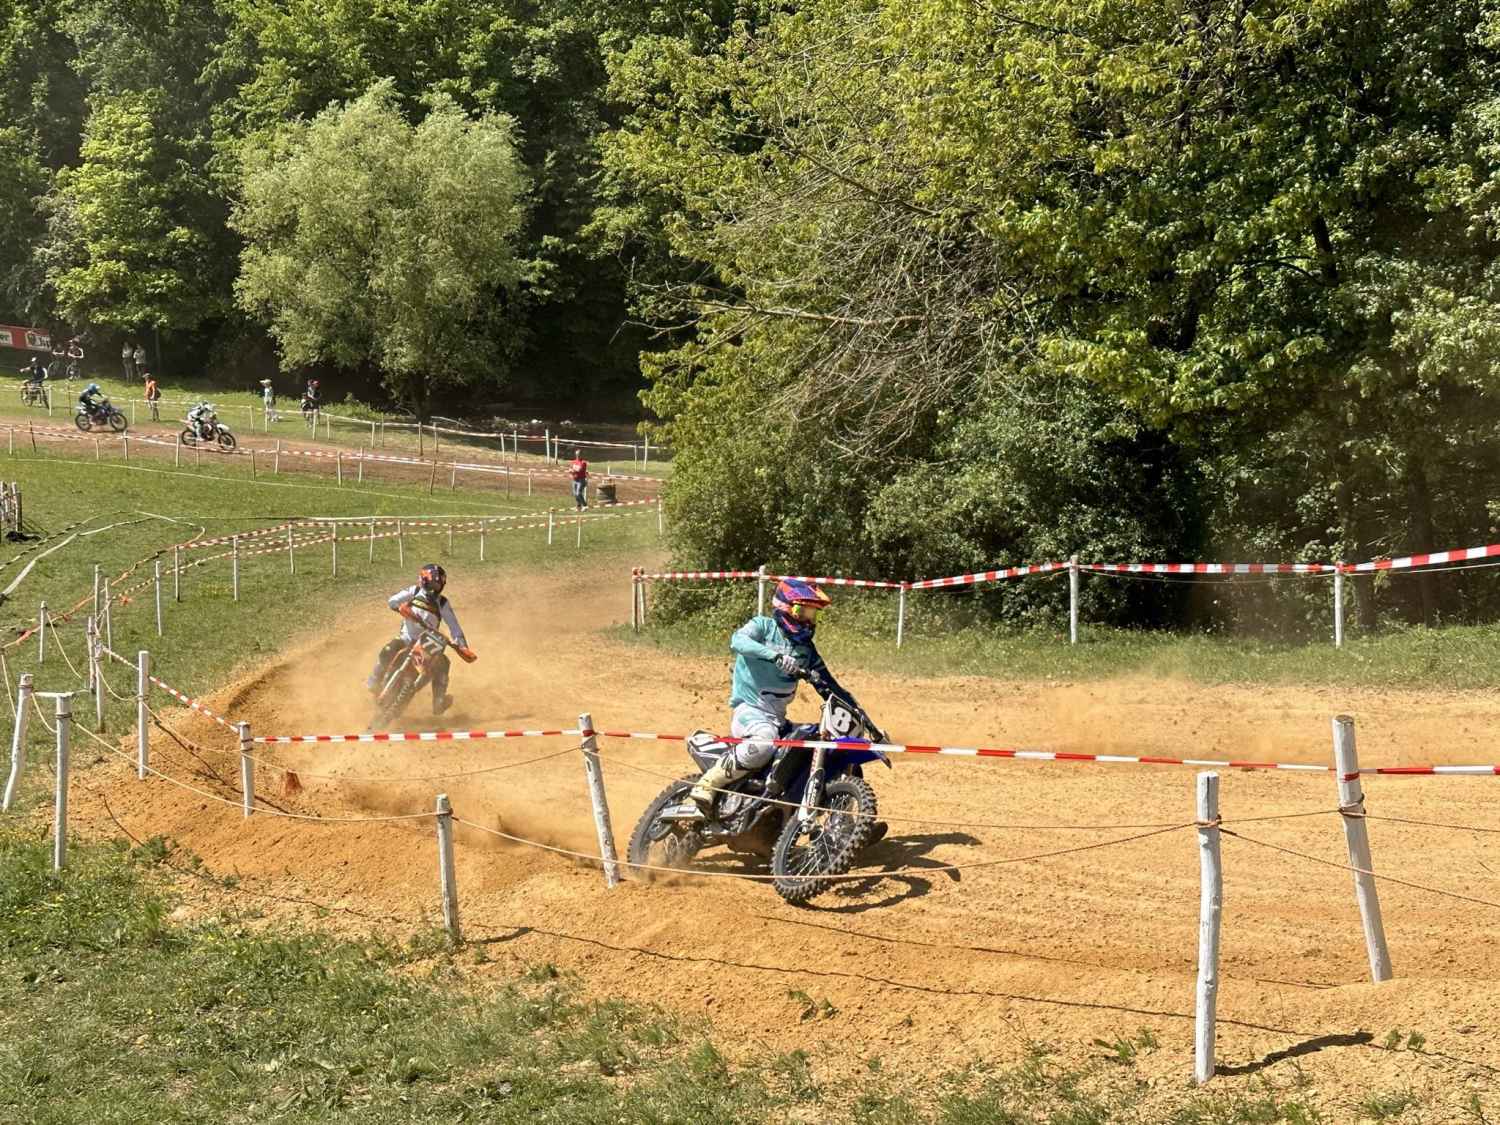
[1404,454,1438,625]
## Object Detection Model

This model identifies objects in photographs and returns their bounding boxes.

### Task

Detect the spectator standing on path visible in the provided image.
[260,378,278,424]
[144,372,160,421]
[121,340,135,381]
[132,343,146,379]
[569,449,589,511]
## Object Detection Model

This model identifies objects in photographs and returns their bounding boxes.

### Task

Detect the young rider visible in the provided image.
[690,579,865,809]
[186,400,217,439]
[366,563,477,716]
[78,381,105,417]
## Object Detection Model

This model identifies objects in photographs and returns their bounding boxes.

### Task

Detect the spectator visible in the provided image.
[132,342,146,378]
[569,448,589,511]
[260,378,278,423]
[122,340,136,381]
[143,371,160,421]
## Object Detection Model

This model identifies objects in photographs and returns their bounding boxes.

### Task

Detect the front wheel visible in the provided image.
[73,412,90,432]
[216,430,236,450]
[179,428,197,447]
[626,777,705,878]
[770,776,878,905]
[107,409,126,433]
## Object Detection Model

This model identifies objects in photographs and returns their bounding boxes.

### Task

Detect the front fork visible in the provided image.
[797,746,827,825]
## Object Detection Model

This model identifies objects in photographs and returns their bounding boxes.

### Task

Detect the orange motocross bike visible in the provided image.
[369,624,477,728]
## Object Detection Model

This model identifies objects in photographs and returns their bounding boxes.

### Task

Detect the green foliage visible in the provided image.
[233,82,528,416]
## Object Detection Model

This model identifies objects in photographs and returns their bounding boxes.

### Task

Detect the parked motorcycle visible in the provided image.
[74,399,127,433]
[369,624,478,728]
[627,671,891,905]
[179,416,236,450]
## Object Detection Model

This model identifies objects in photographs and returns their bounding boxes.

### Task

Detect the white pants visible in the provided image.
[730,703,784,772]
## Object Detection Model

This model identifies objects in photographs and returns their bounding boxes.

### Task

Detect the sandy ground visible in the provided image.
[67,557,1500,1118]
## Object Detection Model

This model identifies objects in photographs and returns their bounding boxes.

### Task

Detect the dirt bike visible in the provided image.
[369,623,478,728]
[179,416,236,450]
[301,395,319,427]
[19,381,46,407]
[627,670,891,905]
[74,399,127,433]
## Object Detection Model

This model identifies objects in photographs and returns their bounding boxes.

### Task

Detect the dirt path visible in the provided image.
[72,555,1500,1116]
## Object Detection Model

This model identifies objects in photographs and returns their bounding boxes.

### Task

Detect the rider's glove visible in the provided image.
[455,645,478,664]
[397,603,418,621]
[774,653,803,676]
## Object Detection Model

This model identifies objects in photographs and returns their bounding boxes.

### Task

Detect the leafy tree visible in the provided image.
[232,82,528,417]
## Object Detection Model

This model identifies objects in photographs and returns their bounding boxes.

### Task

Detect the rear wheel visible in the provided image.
[626,778,705,878]
[770,776,878,905]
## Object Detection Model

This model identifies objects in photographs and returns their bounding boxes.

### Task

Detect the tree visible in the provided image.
[232,82,528,417]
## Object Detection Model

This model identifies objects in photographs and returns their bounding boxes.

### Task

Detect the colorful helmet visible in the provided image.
[771,578,830,643]
[418,563,446,597]
[85,382,100,394]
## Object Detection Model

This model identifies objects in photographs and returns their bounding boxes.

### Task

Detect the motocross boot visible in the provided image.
[689,753,746,811]
[433,693,454,717]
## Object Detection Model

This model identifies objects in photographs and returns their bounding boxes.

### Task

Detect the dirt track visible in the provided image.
[74,556,1500,1115]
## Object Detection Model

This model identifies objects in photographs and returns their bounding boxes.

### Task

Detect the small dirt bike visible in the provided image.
[627,671,891,905]
[19,381,46,407]
[179,417,236,450]
[369,623,478,729]
[74,399,127,433]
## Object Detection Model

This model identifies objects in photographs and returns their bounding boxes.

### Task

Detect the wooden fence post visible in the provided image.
[137,650,150,780]
[578,713,620,888]
[1332,716,1393,982]
[1194,771,1222,1084]
[435,793,461,945]
[238,721,254,818]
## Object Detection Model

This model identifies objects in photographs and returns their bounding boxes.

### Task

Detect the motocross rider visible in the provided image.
[365,563,476,716]
[186,401,216,439]
[690,579,886,845]
[78,381,105,416]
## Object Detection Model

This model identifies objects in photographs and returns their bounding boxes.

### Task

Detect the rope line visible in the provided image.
[1221,829,1500,911]
[1361,813,1500,835]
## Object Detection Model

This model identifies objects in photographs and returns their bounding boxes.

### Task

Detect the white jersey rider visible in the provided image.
[366,563,475,715]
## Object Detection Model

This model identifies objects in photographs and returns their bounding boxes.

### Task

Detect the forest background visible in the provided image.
[3,0,1500,633]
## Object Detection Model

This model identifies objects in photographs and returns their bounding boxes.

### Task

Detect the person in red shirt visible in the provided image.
[568,449,589,510]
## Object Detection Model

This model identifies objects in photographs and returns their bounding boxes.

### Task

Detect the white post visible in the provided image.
[131,399,136,425]
[274,439,281,473]
[369,518,376,563]
[93,564,101,621]
[50,693,71,870]
[449,463,456,490]
[92,622,103,732]
[527,471,533,496]
[435,793,461,945]
[287,524,295,574]
[122,434,128,460]
[1194,771,1222,1085]
[1333,566,1345,648]
[36,600,45,662]
[657,495,663,536]
[173,545,180,602]
[896,583,908,649]
[153,559,163,636]
[137,650,150,779]
[336,451,343,486]
[631,569,640,630]
[644,435,650,463]
[370,419,376,446]
[544,428,550,462]
[1,672,34,812]
[174,439,180,468]
[547,509,554,546]
[238,721,254,818]
[397,519,404,565]
[358,448,365,484]
[103,579,113,652]
[756,564,768,616]
[576,512,582,548]
[1332,716,1393,982]
[638,571,647,626]
[1068,555,1080,645]
[578,713,620,887]
[479,521,486,562]
[331,521,338,577]
[232,536,239,600]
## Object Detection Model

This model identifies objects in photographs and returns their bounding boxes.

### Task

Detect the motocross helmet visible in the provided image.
[771,578,830,643]
[418,563,446,597]
[85,382,100,395]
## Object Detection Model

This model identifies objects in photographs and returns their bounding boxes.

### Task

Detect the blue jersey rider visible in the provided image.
[366,564,477,716]
[78,381,105,414]
[690,579,886,846]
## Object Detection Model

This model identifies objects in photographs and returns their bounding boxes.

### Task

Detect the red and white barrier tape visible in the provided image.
[1082,562,1334,575]
[253,728,581,745]
[584,729,1500,776]
[1347,543,1500,573]
[908,562,1064,590]
[147,674,238,731]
